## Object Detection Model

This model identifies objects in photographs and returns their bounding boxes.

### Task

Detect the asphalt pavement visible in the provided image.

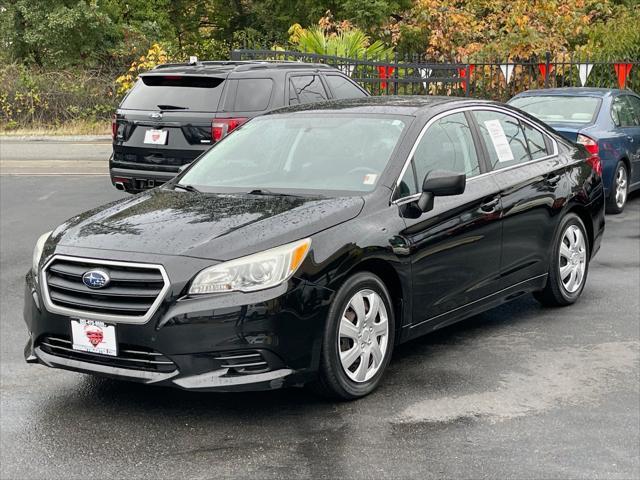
[0,140,639,479]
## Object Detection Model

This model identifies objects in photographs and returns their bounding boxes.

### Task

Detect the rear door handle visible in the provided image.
[480,196,500,212]
[545,173,561,185]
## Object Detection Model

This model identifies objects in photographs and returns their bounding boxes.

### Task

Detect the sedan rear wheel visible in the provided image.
[310,272,395,400]
[606,162,628,214]
[535,213,589,307]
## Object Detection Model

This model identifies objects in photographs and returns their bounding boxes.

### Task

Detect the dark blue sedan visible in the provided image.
[509,88,640,213]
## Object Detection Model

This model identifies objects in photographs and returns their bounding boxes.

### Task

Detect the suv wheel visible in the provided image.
[606,161,628,214]
[310,272,395,400]
[535,213,589,307]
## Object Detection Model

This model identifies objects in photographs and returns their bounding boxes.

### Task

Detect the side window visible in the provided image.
[289,75,328,105]
[472,110,531,169]
[398,112,480,198]
[611,96,638,127]
[627,95,640,125]
[325,75,366,99]
[521,122,550,159]
[234,78,274,111]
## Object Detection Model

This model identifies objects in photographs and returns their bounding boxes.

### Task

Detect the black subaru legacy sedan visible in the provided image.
[25,97,605,399]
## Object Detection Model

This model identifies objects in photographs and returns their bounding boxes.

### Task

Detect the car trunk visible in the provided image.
[545,122,584,143]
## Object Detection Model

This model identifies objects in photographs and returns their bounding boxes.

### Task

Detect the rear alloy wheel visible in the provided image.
[606,162,628,214]
[310,272,395,400]
[535,213,589,307]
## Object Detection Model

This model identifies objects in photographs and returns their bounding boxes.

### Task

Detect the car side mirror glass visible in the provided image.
[417,170,466,212]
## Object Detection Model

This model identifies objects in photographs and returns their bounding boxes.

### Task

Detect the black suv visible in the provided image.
[110,60,369,192]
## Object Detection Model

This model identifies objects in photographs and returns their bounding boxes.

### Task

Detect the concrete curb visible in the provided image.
[0,135,111,143]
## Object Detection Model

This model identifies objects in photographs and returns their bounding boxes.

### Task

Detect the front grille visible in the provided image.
[44,256,168,320]
[38,335,177,373]
[213,351,270,375]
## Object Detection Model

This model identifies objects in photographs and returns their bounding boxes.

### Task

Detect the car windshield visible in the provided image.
[509,95,601,124]
[179,114,408,194]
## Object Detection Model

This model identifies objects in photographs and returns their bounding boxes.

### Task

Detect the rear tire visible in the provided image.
[309,272,395,400]
[534,213,589,307]
[606,161,628,214]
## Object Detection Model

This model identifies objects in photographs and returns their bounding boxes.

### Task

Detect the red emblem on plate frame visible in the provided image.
[84,325,104,347]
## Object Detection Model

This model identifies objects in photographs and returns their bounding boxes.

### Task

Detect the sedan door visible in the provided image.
[616,94,640,187]
[470,108,565,289]
[395,111,504,337]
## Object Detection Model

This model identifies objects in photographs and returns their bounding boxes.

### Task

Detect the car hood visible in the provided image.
[51,189,364,261]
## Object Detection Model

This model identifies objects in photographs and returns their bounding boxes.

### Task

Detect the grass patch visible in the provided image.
[0,120,111,136]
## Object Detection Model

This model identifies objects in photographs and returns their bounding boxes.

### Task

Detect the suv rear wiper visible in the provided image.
[174,183,200,193]
[157,104,188,110]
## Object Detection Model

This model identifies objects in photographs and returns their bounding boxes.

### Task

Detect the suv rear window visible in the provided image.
[121,75,225,111]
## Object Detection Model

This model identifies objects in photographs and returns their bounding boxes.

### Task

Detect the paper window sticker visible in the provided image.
[363,174,378,185]
[484,119,514,162]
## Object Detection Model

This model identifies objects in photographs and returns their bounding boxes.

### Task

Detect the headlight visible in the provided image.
[32,231,52,273]
[189,238,311,295]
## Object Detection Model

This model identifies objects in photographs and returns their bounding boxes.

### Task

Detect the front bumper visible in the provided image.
[24,258,334,392]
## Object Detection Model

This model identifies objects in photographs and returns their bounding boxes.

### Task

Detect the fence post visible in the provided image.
[465,63,470,97]
[230,49,239,61]
[393,51,399,95]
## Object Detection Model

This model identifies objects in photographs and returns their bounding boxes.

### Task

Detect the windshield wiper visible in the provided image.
[174,183,200,193]
[247,189,302,198]
[157,104,188,110]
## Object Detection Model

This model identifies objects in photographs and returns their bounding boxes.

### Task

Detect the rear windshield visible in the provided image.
[120,75,225,111]
[509,95,601,124]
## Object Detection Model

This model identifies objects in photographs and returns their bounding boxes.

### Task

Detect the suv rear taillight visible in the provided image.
[111,114,117,140]
[211,118,248,142]
[577,134,602,176]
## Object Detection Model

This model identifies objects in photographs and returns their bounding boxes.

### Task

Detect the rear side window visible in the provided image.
[612,96,640,127]
[325,75,366,99]
[289,75,328,105]
[521,122,550,159]
[121,75,224,111]
[473,110,531,169]
[233,78,274,111]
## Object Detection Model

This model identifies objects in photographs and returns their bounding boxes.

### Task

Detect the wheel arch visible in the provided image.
[349,258,406,345]
[564,204,594,257]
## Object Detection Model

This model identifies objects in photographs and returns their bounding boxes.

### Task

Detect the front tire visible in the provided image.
[310,272,395,400]
[606,161,628,214]
[535,213,589,307]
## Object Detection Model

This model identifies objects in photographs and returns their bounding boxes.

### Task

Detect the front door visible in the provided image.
[396,111,503,334]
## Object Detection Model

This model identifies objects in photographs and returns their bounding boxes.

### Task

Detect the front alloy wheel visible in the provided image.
[311,272,395,400]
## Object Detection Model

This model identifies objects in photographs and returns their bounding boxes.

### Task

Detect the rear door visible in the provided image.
[115,74,227,169]
[397,110,503,334]
[470,108,563,288]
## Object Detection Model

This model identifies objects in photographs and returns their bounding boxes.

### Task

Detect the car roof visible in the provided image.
[142,60,336,76]
[512,87,631,98]
[264,95,495,116]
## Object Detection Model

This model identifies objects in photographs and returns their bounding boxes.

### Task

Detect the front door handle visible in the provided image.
[545,173,561,185]
[480,196,500,213]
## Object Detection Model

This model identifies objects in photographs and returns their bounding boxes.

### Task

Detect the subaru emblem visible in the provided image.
[82,270,110,289]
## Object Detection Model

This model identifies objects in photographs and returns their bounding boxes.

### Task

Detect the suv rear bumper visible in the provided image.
[110,166,179,191]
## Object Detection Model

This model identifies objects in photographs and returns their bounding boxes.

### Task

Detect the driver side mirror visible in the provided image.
[417,170,466,212]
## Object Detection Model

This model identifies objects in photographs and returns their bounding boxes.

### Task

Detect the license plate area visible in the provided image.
[71,319,117,357]
[144,129,168,145]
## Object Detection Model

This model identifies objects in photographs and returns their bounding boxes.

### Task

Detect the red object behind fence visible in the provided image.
[377,66,396,90]
[456,65,476,91]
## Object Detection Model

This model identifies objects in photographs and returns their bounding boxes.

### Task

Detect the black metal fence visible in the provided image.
[231,49,639,100]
